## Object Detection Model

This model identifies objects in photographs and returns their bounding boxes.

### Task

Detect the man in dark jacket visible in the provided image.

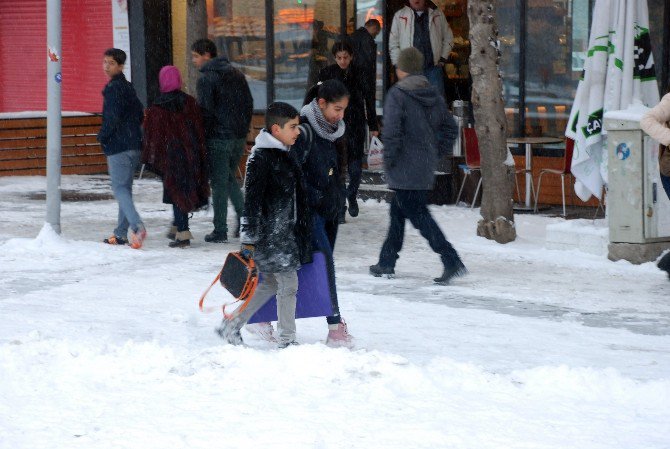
[350,19,381,123]
[369,47,466,284]
[97,48,146,249]
[191,39,253,243]
[216,102,310,348]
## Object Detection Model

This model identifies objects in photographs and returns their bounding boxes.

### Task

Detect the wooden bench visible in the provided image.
[0,115,107,176]
[0,113,267,179]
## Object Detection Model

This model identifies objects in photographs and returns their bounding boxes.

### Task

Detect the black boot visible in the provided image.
[348,195,359,217]
[434,261,467,284]
[658,252,670,279]
[233,217,241,238]
[204,231,228,243]
[369,264,395,277]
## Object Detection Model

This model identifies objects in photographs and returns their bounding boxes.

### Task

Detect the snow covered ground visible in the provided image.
[1,175,669,449]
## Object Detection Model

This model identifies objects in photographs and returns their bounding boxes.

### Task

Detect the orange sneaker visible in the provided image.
[130,227,147,249]
[103,235,128,245]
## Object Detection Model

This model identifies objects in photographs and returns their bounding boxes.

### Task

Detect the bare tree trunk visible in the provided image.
[185,0,208,95]
[468,0,516,243]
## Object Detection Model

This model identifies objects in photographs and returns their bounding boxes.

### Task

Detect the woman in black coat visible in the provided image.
[317,41,379,219]
[296,79,354,347]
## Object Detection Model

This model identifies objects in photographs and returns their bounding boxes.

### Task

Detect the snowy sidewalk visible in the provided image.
[1,175,669,449]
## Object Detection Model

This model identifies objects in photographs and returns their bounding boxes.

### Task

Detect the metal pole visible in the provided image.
[518,0,526,137]
[46,0,62,234]
[265,0,275,105]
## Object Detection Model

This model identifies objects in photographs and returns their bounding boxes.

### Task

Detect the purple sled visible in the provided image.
[248,251,333,324]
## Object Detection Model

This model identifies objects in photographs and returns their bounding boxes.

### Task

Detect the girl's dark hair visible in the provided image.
[331,41,353,57]
[303,79,350,106]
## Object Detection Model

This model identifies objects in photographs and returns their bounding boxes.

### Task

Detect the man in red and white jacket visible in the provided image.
[389,0,454,97]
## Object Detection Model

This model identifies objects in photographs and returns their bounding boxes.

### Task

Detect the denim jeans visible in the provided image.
[207,138,245,234]
[424,66,445,98]
[227,271,299,346]
[311,213,341,325]
[173,204,189,232]
[378,190,463,269]
[107,150,143,238]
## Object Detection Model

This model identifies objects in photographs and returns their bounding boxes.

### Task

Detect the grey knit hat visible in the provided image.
[397,47,424,75]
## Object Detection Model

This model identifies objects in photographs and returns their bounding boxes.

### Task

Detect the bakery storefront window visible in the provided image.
[440,0,470,106]
[524,0,587,138]
[274,0,343,108]
[208,0,268,109]
[498,0,521,135]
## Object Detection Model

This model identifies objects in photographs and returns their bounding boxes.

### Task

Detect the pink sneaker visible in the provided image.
[245,322,276,342]
[130,226,147,249]
[326,318,354,348]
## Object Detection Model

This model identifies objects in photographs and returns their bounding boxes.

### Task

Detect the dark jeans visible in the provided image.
[378,190,463,269]
[207,138,245,234]
[172,204,189,232]
[311,213,341,325]
[346,157,363,199]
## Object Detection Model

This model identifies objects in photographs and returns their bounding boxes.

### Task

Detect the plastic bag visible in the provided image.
[366,136,384,171]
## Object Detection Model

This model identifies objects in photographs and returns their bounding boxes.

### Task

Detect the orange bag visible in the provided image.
[199,251,259,320]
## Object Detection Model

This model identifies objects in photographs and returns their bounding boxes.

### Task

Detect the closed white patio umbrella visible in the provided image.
[566,0,660,202]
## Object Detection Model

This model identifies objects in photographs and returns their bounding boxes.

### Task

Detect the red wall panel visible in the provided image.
[0,0,113,113]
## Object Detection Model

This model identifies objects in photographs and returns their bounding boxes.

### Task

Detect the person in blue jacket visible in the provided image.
[97,48,146,249]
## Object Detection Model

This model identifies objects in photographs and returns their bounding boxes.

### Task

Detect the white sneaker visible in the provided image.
[245,322,276,342]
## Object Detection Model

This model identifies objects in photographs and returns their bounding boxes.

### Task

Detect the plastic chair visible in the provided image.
[534,138,573,216]
[455,127,482,209]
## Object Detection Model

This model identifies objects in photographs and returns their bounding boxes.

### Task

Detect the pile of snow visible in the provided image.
[0,175,668,449]
[545,218,609,256]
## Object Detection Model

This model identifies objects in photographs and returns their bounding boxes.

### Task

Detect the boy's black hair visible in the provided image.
[331,41,353,57]
[104,48,127,65]
[191,39,218,58]
[266,102,299,130]
[303,79,350,106]
[365,18,381,29]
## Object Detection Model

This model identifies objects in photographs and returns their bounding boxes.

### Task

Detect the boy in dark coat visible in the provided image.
[97,48,146,249]
[142,66,210,248]
[191,39,253,243]
[369,47,466,284]
[216,102,311,348]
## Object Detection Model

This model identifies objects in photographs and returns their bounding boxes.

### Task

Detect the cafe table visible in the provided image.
[507,136,564,211]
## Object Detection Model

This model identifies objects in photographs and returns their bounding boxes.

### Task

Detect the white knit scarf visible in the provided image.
[300,99,345,142]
